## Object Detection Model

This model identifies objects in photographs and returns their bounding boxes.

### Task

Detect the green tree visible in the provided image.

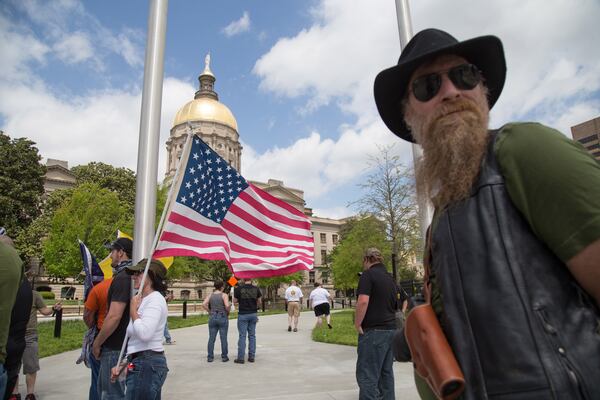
[350,144,422,280]
[330,215,389,290]
[257,272,304,300]
[71,162,136,213]
[42,183,131,278]
[0,132,46,236]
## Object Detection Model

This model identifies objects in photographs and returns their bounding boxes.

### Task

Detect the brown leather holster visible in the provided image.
[404,228,465,400]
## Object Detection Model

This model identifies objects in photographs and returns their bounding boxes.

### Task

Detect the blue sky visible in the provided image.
[1,0,599,219]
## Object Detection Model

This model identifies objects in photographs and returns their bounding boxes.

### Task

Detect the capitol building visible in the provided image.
[163,55,345,298]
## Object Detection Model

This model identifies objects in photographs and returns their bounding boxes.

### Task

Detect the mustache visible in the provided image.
[430,98,482,124]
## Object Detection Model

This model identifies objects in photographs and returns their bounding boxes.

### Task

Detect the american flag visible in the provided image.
[153,135,314,278]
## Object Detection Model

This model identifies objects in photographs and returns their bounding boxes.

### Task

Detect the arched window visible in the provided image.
[181,290,191,300]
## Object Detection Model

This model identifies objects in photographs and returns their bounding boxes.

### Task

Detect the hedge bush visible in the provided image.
[40,291,56,299]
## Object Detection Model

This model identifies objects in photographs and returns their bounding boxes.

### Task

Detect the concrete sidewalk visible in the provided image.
[30,312,420,399]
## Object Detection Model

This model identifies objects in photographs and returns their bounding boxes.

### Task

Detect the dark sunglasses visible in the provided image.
[411,63,482,102]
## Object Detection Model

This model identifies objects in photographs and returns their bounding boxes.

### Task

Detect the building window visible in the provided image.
[321,249,327,264]
[322,270,329,284]
[309,271,315,283]
[181,290,190,300]
[332,234,338,244]
[197,289,203,299]
[320,233,326,242]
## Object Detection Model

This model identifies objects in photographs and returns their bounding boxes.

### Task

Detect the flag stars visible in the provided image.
[189,167,195,174]
[180,196,187,203]
[192,153,199,160]
[185,181,192,189]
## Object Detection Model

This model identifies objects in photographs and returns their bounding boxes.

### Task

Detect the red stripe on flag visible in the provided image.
[221,218,313,252]
[238,190,311,230]
[249,183,308,217]
[167,212,226,236]
[159,231,231,254]
[228,203,313,242]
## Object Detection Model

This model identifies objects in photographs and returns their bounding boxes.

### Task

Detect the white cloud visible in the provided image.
[222,11,251,37]
[53,31,94,64]
[0,14,50,82]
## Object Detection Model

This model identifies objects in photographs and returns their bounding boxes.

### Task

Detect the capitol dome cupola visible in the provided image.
[166,54,243,179]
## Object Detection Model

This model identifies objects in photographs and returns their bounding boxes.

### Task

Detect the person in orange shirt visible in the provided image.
[84,278,112,400]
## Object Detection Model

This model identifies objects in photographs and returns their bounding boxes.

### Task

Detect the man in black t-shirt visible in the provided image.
[233,279,262,364]
[92,237,133,399]
[354,248,398,400]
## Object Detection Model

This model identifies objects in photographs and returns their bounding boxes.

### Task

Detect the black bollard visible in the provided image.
[307,299,310,309]
[349,298,352,307]
[53,309,63,338]
[285,302,288,312]
[331,299,334,309]
[262,299,266,312]
[183,300,187,319]
[342,299,345,309]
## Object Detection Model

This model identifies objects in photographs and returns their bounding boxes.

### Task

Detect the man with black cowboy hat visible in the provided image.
[374,28,600,399]
[92,237,133,399]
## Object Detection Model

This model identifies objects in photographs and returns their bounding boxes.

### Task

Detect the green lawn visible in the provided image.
[311,310,358,347]
[38,309,287,358]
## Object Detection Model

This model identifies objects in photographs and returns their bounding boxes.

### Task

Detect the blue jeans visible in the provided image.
[356,329,395,400]
[207,313,229,360]
[98,348,126,399]
[90,352,101,400]
[163,323,172,343]
[237,313,258,360]
[0,363,7,400]
[125,352,168,400]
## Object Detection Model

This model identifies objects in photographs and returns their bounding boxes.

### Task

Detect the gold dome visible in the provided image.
[172,97,238,131]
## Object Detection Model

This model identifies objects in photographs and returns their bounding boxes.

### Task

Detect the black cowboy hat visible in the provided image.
[374,28,506,142]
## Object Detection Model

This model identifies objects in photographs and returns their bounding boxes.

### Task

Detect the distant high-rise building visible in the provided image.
[571,116,600,161]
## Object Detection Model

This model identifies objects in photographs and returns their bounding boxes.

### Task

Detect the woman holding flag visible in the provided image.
[111,259,169,400]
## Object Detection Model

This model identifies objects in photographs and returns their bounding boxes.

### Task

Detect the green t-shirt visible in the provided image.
[0,242,23,364]
[416,122,600,399]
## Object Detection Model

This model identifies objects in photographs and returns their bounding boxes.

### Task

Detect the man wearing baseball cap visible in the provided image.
[92,237,133,399]
[374,29,600,399]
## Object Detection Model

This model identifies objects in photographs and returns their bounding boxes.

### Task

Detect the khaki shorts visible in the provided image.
[287,301,300,317]
[21,340,40,375]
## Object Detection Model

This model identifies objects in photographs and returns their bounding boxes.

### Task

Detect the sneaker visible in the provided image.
[248,357,255,363]
[234,359,245,364]
[207,357,214,362]
[222,356,229,362]
[293,328,298,332]
[25,395,36,400]
[328,323,333,329]
[8,394,21,400]
[288,326,292,332]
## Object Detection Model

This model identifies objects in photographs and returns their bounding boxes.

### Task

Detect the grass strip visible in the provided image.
[311,310,357,347]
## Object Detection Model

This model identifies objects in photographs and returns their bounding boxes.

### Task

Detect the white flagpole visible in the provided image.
[133,0,169,263]
[393,0,432,243]
[113,0,169,376]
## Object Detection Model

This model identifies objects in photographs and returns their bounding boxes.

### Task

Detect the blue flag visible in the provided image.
[78,240,104,301]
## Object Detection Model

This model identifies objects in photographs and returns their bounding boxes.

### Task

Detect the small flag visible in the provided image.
[153,135,314,278]
[78,240,104,301]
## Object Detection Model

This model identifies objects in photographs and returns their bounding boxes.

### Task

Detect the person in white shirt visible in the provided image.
[309,283,333,329]
[111,259,169,400]
[284,280,303,332]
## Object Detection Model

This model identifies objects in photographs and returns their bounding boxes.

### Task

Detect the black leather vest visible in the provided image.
[431,131,600,400]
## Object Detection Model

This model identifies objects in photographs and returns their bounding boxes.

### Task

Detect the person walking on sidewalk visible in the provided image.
[309,283,332,329]
[233,279,262,364]
[202,281,230,362]
[284,280,303,332]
